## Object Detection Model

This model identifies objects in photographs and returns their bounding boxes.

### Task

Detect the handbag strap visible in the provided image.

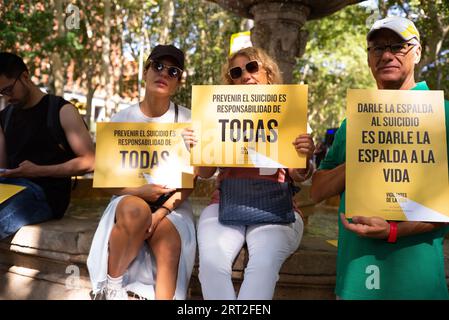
[284,169,301,195]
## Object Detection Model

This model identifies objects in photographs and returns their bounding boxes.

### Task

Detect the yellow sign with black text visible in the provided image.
[191,84,308,168]
[0,183,26,204]
[346,89,449,222]
[93,123,194,188]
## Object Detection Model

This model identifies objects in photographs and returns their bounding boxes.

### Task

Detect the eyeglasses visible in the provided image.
[0,72,22,97]
[147,60,183,79]
[367,42,416,57]
[228,60,260,80]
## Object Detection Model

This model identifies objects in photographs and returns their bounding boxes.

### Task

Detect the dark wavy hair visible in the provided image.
[0,52,29,79]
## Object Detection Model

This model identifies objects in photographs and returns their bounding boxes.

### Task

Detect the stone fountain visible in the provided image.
[209,0,364,83]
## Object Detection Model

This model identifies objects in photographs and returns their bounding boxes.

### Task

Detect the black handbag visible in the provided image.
[218,178,299,226]
[147,191,175,213]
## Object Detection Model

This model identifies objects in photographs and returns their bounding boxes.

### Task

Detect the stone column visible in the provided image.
[249,2,310,84]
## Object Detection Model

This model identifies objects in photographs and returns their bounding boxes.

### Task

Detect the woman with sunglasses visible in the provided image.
[184,46,315,299]
[88,45,196,300]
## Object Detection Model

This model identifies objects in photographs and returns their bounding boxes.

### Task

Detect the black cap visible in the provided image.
[148,45,185,70]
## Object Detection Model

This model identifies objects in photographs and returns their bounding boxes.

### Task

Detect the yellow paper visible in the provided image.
[346,89,449,222]
[0,183,26,204]
[191,84,308,168]
[93,123,194,188]
[326,240,338,247]
[229,31,252,55]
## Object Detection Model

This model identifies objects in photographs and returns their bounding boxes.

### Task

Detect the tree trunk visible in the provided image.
[159,0,175,44]
[51,0,65,96]
[115,4,124,100]
[138,12,145,102]
[102,0,113,118]
[85,67,98,130]
[416,1,448,80]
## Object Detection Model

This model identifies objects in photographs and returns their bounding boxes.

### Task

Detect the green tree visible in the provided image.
[378,0,449,96]
[295,4,375,139]
[0,0,81,92]
[297,1,449,138]
[171,0,242,108]
[117,0,243,108]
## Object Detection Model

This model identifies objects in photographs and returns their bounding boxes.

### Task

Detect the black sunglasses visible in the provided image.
[228,60,260,80]
[147,60,183,79]
[367,42,416,57]
[0,72,23,97]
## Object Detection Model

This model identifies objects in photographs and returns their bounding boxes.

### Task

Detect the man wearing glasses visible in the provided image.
[311,17,449,299]
[0,52,95,240]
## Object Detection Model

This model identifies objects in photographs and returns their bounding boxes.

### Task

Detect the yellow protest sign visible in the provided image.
[93,123,194,188]
[346,89,449,222]
[191,84,308,168]
[0,183,26,204]
[229,31,252,55]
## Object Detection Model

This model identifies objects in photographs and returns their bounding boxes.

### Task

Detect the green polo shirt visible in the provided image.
[319,82,449,299]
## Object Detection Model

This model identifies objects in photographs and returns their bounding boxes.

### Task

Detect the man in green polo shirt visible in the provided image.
[311,16,449,300]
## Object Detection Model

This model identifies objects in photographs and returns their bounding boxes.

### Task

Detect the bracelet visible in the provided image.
[387,221,398,243]
[160,205,172,215]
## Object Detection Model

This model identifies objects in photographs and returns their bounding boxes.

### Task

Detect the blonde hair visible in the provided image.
[221,47,283,85]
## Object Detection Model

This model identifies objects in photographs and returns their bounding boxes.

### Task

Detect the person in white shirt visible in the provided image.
[87,45,196,300]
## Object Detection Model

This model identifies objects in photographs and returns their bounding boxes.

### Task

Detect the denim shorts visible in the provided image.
[0,177,54,240]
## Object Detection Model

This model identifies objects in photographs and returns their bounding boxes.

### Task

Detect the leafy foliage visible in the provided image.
[296,1,449,138]
[295,5,375,138]
[0,1,447,138]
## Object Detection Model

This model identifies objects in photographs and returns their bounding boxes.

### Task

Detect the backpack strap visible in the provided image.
[1,105,14,133]
[285,169,301,195]
[174,103,179,123]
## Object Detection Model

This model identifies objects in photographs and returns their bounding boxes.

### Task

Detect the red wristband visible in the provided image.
[387,221,398,243]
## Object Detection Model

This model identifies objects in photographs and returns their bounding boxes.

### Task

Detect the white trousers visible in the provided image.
[197,204,303,300]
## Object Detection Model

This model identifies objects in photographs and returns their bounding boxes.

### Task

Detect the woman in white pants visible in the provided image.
[198,203,303,299]
[183,47,315,299]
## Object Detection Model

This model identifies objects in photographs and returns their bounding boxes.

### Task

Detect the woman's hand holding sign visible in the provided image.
[181,128,198,152]
[292,134,315,160]
[290,133,315,181]
[182,128,218,179]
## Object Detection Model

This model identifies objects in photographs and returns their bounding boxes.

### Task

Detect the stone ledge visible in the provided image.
[0,213,338,299]
[1,177,446,299]
[0,216,338,275]
[5,212,449,300]
[1,216,97,259]
[0,242,88,265]
[0,264,92,289]
[0,267,91,300]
